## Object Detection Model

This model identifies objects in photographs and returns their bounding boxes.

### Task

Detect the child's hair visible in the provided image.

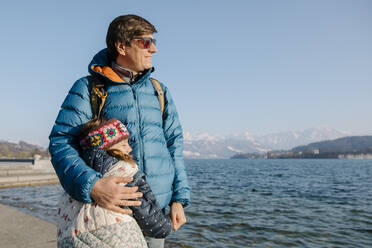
[79,117,135,165]
[79,118,108,142]
[107,148,135,165]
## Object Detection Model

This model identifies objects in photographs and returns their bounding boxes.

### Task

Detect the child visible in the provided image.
[57,118,171,248]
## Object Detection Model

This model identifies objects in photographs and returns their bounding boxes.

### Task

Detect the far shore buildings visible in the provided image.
[266,148,372,159]
[338,154,372,159]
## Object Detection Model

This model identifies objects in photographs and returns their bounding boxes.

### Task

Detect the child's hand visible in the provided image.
[90,176,143,214]
[170,202,186,231]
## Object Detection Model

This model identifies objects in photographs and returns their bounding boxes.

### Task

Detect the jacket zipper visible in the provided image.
[131,86,144,171]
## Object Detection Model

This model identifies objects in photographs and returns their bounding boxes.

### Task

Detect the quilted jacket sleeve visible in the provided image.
[127,172,172,238]
[162,85,190,207]
[48,77,102,203]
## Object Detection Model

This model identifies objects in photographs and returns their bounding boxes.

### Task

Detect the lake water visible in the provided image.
[1,159,372,247]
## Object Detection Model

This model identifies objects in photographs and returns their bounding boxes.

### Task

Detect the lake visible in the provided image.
[1,159,371,247]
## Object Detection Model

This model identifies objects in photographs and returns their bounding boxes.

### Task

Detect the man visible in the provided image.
[49,15,190,247]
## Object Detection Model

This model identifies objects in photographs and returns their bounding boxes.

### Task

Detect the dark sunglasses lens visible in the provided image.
[144,39,151,49]
[134,38,156,48]
[144,38,156,48]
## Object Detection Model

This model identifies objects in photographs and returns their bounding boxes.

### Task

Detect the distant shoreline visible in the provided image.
[231,153,372,160]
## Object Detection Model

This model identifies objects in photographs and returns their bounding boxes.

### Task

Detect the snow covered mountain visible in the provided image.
[183,127,352,158]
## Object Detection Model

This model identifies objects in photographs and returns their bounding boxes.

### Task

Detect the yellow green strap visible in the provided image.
[89,76,164,119]
[89,76,107,119]
[150,78,165,118]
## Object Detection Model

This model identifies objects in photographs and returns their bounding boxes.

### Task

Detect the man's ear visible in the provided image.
[115,41,126,56]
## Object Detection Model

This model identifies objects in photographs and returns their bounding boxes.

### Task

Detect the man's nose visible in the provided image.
[149,43,157,53]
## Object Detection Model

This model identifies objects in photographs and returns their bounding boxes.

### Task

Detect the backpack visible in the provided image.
[88,76,165,119]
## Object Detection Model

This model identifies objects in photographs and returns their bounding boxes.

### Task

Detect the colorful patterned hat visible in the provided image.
[80,118,130,150]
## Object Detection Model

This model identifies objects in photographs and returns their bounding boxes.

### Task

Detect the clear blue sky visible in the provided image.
[0,0,371,146]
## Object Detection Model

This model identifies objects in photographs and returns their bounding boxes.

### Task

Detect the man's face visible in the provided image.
[120,34,157,73]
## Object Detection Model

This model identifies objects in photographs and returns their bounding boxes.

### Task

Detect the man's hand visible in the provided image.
[170,202,186,231]
[90,176,142,214]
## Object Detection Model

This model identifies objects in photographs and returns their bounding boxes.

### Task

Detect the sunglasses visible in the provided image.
[132,37,157,49]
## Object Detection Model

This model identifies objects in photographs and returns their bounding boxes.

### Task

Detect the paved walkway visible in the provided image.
[0,203,56,248]
[0,160,59,189]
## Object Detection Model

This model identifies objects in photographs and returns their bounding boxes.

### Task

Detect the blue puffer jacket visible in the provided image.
[49,49,190,209]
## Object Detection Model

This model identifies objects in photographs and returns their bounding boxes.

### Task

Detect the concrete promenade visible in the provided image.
[0,203,57,248]
[0,159,59,189]
[0,159,58,247]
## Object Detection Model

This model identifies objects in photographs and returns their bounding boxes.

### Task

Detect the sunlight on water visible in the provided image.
[1,159,372,247]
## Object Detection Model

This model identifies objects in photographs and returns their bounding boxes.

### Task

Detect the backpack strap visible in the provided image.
[87,75,107,119]
[150,78,165,118]
[88,75,164,119]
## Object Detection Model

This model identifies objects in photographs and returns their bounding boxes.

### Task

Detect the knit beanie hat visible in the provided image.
[79,118,130,150]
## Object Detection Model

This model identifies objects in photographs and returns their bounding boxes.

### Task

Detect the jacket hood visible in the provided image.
[88,48,153,84]
[88,48,110,70]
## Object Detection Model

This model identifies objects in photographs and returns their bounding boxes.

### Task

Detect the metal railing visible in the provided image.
[0,158,35,164]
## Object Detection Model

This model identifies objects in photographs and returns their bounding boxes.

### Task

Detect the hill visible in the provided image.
[292,136,372,154]
[0,141,50,158]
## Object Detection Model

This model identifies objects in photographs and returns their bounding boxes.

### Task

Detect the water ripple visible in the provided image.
[0,159,372,247]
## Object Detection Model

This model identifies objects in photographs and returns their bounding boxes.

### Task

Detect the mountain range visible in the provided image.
[0,127,363,159]
[183,127,353,158]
